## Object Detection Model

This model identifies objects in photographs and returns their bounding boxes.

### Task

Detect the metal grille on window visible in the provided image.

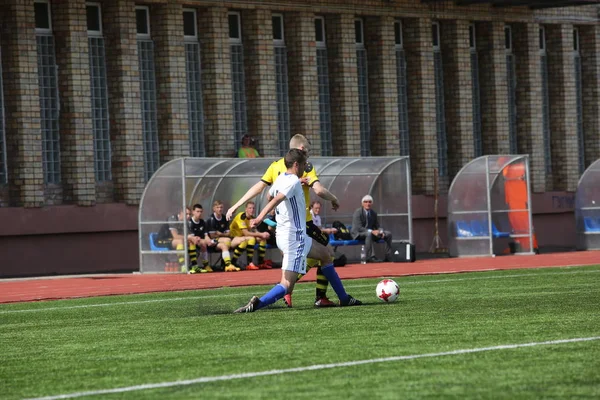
[506,54,518,154]
[230,44,248,150]
[88,36,112,182]
[433,50,448,176]
[540,54,551,174]
[396,47,409,156]
[185,42,205,157]
[36,34,61,184]
[274,46,290,156]
[575,53,585,174]
[0,47,6,185]
[137,40,160,181]
[357,48,371,156]
[470,49,482,158]
[317,48,332,156]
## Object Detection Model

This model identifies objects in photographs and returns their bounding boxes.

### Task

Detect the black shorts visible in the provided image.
[306,220,329,247]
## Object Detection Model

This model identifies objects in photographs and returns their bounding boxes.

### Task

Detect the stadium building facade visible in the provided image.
[0,0,598,277]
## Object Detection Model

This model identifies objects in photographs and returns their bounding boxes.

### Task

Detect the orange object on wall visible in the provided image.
[502,162,538,252]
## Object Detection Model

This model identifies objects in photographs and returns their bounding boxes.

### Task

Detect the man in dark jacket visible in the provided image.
[351,195,393,263]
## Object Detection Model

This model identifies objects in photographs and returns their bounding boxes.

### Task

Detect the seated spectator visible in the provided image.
[155,207,200,272]
[309,200,338,236]
[237,134,260,158]
[351,195,393,263]
[187,203,217,273]
[229,202,272,270]
[207,200,245,272]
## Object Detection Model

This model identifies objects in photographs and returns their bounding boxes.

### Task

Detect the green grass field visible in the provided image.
[1,266,599,400]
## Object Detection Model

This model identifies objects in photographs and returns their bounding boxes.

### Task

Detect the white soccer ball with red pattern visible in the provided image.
[376,279,400,303]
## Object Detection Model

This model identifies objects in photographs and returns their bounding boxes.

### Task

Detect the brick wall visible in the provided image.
[0,0,598,208]
[152,3,190,162]
[53,0,96,206]
[0,0,44,207]
[365,15,399,157]
[546,24,579,192]
[285,12,320,153]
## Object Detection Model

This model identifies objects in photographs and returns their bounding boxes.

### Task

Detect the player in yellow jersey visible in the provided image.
[229,202,272,270]
[226,134,340,307]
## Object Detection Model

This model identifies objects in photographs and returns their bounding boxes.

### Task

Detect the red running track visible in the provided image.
[1,251,598,304]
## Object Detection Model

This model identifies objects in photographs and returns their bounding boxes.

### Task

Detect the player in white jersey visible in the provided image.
[269,164,311,275]
[233,149,362,313]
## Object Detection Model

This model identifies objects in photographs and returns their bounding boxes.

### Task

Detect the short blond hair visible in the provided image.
[289,134,310,150]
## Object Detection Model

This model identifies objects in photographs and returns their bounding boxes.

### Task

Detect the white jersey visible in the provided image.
[269,172,306,237]
[269,172,311,274]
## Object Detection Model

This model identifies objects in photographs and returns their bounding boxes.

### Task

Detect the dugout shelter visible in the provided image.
[448,155,537,257]
[575,158,600,250]
[138,157,412,273]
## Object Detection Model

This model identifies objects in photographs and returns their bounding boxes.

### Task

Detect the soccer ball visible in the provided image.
[376,279,400,303]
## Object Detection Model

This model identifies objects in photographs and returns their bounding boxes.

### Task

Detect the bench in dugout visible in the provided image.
[149,233,277,270]
[328,225,386,250]
[583,216,600,233]
[455,220,510,239]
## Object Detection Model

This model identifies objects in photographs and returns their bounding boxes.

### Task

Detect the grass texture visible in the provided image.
[1,265,599,399]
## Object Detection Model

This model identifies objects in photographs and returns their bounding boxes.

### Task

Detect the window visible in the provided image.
[539,26,551,174]
[315,16,332,156]
[505,25,518,154]
[273,14,290,156]
[432,21,447,176]
[470,23,482,158]
[35,0,61,184]
[183,9,205,157]
[395,20,409,156]
[505,25,512,51]
[34,1,52,31]
[228,11,248,150]
[183,9,196,38]
[0,46,6,185]
[136,6,150,37]
[87,2,112,182]
[355,18,371,156]
[136,5,159,181]
[228,12,241,41]
[574,27,585,173]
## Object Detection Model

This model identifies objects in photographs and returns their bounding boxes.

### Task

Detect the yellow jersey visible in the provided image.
[229,211,251,237]
[261,158,319,222]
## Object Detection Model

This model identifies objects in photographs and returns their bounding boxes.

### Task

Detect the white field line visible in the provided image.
[24,336,600,400]
[2,268,599,315]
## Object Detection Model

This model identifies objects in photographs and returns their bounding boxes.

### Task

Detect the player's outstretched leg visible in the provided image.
[234,270,299,313]
[307,241,362,307]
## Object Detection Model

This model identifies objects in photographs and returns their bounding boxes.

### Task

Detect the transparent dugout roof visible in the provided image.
[448,155,536,258]
[138,157,412,273]
[575,158,600,250]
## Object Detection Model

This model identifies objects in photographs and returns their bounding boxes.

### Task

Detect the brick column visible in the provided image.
[546,24,579,191]
[478,22,510,154]
[103,0,145,205]
[442,19,474,179]
[365,16,399,156]
[53,0,96,205]
[242,9,278,157]
[513,23,546,193]
[326,13,360,156]
[579,24,600,165]
[198,7,234,157]
[0,0,44,207]
[285,12,320,153]
[152,3,189,162]
[404,17,437,195]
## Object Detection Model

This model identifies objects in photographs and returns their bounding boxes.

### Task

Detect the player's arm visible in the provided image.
[311,181,340,210]
[250,192,286,229]
[226,181,268,220]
